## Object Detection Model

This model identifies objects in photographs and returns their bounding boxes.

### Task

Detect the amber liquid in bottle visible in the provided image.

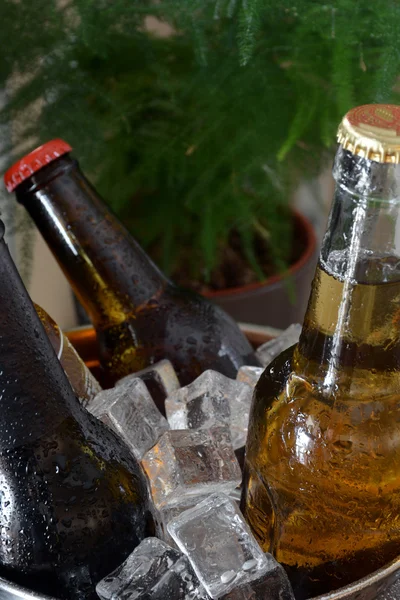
[13,153,259,386]
[242,145,400,599]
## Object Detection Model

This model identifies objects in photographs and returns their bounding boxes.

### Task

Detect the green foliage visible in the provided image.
[1,0,400,284]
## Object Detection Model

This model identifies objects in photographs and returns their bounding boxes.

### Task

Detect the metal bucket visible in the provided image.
[0,557,399,600]
[0,578,55,600]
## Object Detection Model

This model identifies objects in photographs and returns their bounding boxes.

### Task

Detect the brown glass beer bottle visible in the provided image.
[4,140,259,386]
[241,104,400,599]
[35,302,102,404]
[0,219,152,598]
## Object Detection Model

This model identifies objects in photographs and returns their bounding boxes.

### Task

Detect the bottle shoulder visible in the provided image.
[253,345,295,406]
[248,343,400,485]
[112,285,259,356]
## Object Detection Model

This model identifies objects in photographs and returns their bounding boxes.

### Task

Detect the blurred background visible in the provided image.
[1,0,400,329]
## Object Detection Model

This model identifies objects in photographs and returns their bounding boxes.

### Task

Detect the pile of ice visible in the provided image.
[96,495,294,600]
[85,325,302,600]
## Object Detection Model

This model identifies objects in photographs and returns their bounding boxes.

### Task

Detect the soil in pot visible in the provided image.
[172,214,304,294]
[115,202,317,328]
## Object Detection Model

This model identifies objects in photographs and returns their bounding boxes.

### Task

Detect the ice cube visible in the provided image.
[236,366,263,389]
[255,324,302,367]
[141,428,241,509]
[165,371,230,431]
[96,537,208,600]
[221,563,294,600]
[228,487,242,505]
[87,378,169,460]
[116,359,180,415]
[165,370,253,450]
[95,537,177,600]
[221,568,295,600]
[154,495,212,549]
[167,493,273,598]
[155,504,193,549]
[155,490,243,549]
[168,493,271,598]
[151,555,210,599]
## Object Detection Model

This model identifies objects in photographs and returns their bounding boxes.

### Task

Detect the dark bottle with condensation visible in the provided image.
[0,220,152,598]
[4,140,260,386]
[241,105,400,599]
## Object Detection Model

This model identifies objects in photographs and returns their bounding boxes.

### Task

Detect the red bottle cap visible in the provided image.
[4,139,72,192]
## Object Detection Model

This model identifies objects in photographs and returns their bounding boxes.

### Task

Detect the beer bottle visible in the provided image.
[241,104,400,599]
[0,219,152,598]
[35,302,102,405]
[4,140,260,386]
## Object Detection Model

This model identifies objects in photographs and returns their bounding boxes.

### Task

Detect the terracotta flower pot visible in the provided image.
[203,210,318,329]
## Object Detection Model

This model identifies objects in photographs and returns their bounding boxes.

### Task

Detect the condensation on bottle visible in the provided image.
[241,104,400,599]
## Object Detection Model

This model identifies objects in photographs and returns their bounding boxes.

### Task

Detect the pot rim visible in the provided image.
[202,208,317,299]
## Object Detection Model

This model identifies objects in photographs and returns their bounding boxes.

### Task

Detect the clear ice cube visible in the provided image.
[116,359,180,415]
[236,366,263,389]
[255,324,302,367]
[96,537,208,600]
[165,370,253,450]
[167,493,272,598]
[155,504,192,550]
[221,563,295,600]
[228,487,242,504]
[141,428,241,509]
[154,496,211,550]
[155,490,242,550]
[151,555,210,599]
[87,377,169,460]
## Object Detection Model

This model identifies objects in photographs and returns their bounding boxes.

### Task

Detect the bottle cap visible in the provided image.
[337,104,400,164]
[4,139,72,192]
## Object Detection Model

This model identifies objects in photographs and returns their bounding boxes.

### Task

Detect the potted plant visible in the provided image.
[1,1,399,327]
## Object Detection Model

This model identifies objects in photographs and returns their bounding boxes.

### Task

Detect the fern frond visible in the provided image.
[277,86,320,162]
[237,0,264,66]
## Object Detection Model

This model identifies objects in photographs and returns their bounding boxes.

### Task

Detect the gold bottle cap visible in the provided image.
[337,104,400,164]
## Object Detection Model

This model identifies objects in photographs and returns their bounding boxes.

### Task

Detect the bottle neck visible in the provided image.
[0,227,77,449]
[16,156,168,329]
[296,147,400,394]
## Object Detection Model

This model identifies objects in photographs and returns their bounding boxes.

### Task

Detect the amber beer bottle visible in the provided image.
[241,104,400,599]
[4,140,259,385]
[0,219,152,598]
[35,303,102,404]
